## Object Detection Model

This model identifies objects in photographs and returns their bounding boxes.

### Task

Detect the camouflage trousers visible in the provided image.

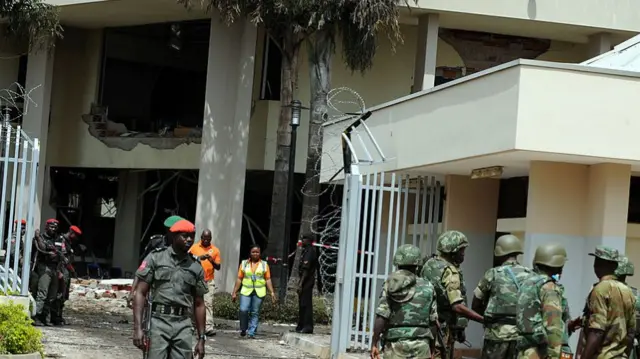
[432,328,454,359]
[481,339,518,359]
[383,339,432,359]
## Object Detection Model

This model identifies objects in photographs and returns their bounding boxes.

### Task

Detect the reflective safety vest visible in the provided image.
[240,259,268,298]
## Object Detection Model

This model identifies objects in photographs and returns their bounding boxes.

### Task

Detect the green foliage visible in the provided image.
[0,302,43,357]
[210,292,330,324]
[0,0,64,51]
[176,0,412,73]
[0,289,20,296]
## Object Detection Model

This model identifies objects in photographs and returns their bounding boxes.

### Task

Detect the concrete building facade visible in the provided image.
[2,0,640,352]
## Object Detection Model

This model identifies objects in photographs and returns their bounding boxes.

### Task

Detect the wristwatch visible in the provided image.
[198,334,207,341]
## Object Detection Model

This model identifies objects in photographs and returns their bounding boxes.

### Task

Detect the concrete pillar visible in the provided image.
[412,14,439,93]
[40,166,56,222]
[112,170,144,276]
[443,175,500,350]
[22,44,55,229]
[587,33,612,58]
[195,18,257,293]
[523,161,630,350]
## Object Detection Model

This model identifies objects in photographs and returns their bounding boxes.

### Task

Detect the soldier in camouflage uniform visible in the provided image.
[579,246,636,359]
[516,243,570,359]
[421,230,484,359]
[614,255,640,359]
[371,244,438,359]
[472,234,532,359]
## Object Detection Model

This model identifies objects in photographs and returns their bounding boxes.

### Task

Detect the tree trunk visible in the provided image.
[286,28,333,297]
[265,33,301,298]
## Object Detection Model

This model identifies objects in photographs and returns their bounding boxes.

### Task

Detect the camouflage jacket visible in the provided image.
[581,276,636,359]
[421,255,468,329]
[516,272,566,358]
[376,269,438,342]
[474,259,533,341]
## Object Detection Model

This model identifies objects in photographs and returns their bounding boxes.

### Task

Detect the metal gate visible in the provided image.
[331,169,442,354]
[327,108,444,356]
[0,120,40,296]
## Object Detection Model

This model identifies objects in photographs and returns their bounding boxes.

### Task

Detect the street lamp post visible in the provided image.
[280,100,302,303]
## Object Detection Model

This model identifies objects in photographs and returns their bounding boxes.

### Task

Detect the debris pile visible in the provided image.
[67,278,134,316]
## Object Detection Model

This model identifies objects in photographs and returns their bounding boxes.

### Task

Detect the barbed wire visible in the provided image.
[299,87,366,318]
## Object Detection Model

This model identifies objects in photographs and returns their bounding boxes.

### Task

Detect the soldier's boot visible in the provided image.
[32,313,49,326]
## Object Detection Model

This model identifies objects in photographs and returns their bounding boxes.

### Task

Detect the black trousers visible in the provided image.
[297,287,314,331]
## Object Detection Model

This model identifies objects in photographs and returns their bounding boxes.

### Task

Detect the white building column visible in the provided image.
[412,13,439,93]
[587,33,612,58]
[22,44,55,229]
[443,175,500,351]
[112,170,144,276]
[195,18,257,293]
[523,161,630,351]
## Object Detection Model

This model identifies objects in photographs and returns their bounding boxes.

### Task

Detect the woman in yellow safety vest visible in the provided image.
[231,245,276,338]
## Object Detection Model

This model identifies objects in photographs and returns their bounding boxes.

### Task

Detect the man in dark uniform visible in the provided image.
[50,225,81,326]
[295,235,318,334]
[132,219,207,359]
[32,219,61,326]
[128,215,183,308]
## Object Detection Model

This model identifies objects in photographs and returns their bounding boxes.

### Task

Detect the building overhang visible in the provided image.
[320,59,640,183]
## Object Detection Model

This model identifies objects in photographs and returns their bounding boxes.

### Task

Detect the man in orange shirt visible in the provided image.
[189,229,221,336]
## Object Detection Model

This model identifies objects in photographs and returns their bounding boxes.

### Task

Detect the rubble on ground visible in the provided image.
[67,278,133,316]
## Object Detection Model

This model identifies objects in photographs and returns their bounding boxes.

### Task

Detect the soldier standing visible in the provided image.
[132,219,207,359]
[516,243,571,359]
[128,215,183,307]
[32,219,61,326]
[614,255,640,359]
[579,246,636,359]
[472,234,532,359]
[370,244,438,359]
[50,225,81,326]
[421,230,484,359]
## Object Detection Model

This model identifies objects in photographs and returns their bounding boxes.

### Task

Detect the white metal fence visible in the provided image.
[330,168,442,355]
[0,121,40,296]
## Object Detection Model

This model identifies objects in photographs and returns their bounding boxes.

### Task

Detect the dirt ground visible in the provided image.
[39,296,320,359]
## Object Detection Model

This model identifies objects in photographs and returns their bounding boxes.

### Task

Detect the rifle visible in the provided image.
[434,322,449,359]
[142,294,152,359]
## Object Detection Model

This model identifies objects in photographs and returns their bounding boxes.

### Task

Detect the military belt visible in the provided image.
[151,303,189,317]
[485,316,517,325]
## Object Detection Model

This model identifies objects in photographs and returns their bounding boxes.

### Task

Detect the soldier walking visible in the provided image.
[516,243,572,359]
[132,219,207,359]
[370,244,438,359]
[421,230,484,359]
[614,256,640,359]
[472,234,532,359]
[32,219,61,326]
[50,225,81,326]
[578,246,636,359]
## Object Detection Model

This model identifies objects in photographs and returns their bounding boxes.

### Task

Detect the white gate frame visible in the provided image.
[329,112,443,356]
[0,121,40,296]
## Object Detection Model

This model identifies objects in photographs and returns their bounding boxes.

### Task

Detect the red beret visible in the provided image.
[169,219,195,233]
[14,219,26,225]
[46,219,59,224]
[70,225,82,235]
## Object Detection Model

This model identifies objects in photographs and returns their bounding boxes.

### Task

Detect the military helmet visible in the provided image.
[533,243,567,268]
[393,244,423,267]
[494,234,523,257]
[615,255,635,277]
[436,230,469,254]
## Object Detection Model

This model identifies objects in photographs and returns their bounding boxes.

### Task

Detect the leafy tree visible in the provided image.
[1,0,63,51]
[178,0,410,299]
[287,0,411,294]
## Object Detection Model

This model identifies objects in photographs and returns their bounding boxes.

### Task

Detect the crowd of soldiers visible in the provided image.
[371,230,640,359]
[27,218,82,326]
